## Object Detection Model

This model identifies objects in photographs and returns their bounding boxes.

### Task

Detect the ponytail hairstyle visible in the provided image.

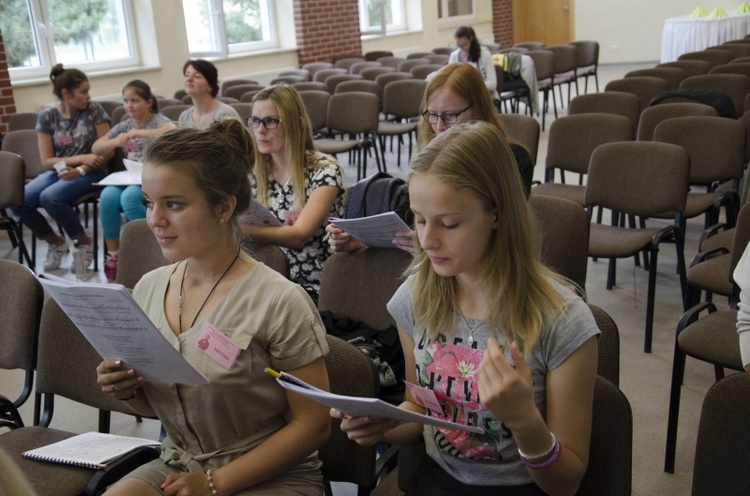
[143,119,253,240]
[49,64,88,100]
[454,25,481,64]
[122,79,159,114]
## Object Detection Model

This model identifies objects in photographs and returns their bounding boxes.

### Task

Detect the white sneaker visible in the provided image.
[43,241,69,271]
[72,243,95,276]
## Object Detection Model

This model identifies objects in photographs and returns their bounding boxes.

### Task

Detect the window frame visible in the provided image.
[437,0,476,21]
[184,0,278,59]
[7,0,140,82]
[358,0,406,36]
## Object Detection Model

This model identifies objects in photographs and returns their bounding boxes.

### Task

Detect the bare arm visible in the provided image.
[479,337,598,496]
[245,184,339,250]
[162,357,331,495]
[38,122,113,171]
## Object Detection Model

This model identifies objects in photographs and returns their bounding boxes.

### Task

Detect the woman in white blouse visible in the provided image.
[448,26,499,101]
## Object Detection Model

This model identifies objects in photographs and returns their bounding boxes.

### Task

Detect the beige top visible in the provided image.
[131,261,329,491]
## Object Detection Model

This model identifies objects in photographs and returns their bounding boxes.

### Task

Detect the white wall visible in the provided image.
[10,0,714,111]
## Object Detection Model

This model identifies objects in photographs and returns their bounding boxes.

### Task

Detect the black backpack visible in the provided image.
[648,89,738,119]
[344,172,413,225]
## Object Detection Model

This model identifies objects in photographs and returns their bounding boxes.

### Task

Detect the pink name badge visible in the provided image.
[56,134,74,147]
[125,140,140,153]
[196,323,241,370]
[404,381,443,413]
[283,209,301,226]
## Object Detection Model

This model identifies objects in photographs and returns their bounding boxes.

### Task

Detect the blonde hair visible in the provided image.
[251,84,317,209]
[417,63,509,151]
[143,118,253,240]
[408,121,566,353]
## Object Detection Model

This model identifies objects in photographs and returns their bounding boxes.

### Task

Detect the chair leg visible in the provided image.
[606,258,616,290]
[664,338,687,473]
[644,246,660,353]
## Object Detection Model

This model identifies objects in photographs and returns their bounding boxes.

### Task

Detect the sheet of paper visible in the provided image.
[276,374,484,434]
[123,158,143,181]
[38,275,209,385]
[95,170,141,186]
[245,199,282,226]
[328,212,410,249]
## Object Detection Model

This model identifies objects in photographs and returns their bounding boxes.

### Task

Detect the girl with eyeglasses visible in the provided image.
[327,63,533,254]
[241,84,345,303]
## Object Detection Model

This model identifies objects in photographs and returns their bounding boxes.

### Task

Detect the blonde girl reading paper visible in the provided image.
[95,119,330,496]
[332,122,599,496]
[92,79,175,281]
[241,84,344,302]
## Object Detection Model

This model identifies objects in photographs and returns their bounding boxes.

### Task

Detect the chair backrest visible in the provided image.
[409,64,443,80]
[625,67,686,91]
[709,62,750,80]
[0,129,44,180]
[360,66,396,81]
[568,92,641,135]
[220,78,259,96]
[406,52,431,59]
[498,113,540,166]
[0,259,42,408]
[741,110,750,163]
[382,79,427,119]
[241,242,289,278]
[325,73,362,94]
[514,41,545,51]
[335,80,381,101]
[526,49,555,81]
[529,195,589,293]
[679,73,750,119]
[313,68,348,83]
[731,55,750,65]
[569,40,599,69]
[7,112,38,132]
[584,141,690,218]
[224,84,265,101]
[678,49,734,68]
[173,88,188,100]
[318,334,380,490]
[270,75,306,85]
[350,61,382,75]
[157,97,183,108]
[0,151,25,211]
[605,77,670,113]
[278,69,311,81]
[636,102,718,141]
[240,90,263,103]
[546,113,634,176]
[546,44,578,74]
[729,203,750,286]
[424,53,449,65]
[291,81,330,93]
[374,72,415,93]
[95,100,121,118]
[709,43,750,60]
[397,58,430,73]
[364,50,393,61]
[376,56,405,69]
[229,102,253,125]
[317,249,412,330]
[653,116,746,185]
[116,219,170,289]
[576,376,633,496]
[35,298,139,424]
[658,59,712,78]
[160,104,191,122]
[181,94,193,104]
[587,304,621,386]
[326,92,380,135]
[691,372,750,496]
[431,46,454,55]
[334,57,366,71]
[216,96,239,104]
[298,90,331,132]
[110,105,127,124]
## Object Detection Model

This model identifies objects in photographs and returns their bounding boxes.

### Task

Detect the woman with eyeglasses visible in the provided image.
[241,84,345,303]
[326,63,533,254]
[449,26,499,101]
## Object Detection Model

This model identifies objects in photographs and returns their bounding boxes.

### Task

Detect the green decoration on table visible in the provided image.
[708,6,728,17]
[737,1,750,13]
[690,5,709,16]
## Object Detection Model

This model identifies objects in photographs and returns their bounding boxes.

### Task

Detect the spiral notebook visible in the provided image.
[22,432,160,469]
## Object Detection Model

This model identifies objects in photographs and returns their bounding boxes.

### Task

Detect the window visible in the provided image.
[2,0,138,81]
[437,0,474,19]
[182,0,276,58]
[359,0,405,35]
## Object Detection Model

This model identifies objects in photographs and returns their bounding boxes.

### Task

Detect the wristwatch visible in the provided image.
[77,166,87,176]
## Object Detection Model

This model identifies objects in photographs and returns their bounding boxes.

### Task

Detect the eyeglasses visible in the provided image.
[421,105,472,125]
[250,117,282,129]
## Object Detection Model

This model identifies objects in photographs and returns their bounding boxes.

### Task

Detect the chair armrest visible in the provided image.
[86,446,160,496]
[689,246,729,268]
[699,222,729,249]
[0,394,24,429]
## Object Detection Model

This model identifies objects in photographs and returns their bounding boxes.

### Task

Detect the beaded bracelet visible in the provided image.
[519,436,562,470]
[206,469,220,496]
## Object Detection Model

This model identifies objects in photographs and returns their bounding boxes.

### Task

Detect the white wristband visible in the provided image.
[77,166,87,176]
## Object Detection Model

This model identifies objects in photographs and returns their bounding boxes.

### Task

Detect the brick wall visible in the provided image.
[0,30,17,134]
[492,0,513,49]
[293,0,363,67]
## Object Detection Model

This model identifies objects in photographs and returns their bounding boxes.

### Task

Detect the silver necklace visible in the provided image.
[460,314,485,346]
[179,248,241,333]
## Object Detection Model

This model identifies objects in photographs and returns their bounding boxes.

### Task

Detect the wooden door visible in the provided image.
[512,0,574,46]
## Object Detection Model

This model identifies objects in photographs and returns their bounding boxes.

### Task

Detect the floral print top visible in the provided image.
[387,276,599,486]
[36,101,109,158]
[253,150,344,296]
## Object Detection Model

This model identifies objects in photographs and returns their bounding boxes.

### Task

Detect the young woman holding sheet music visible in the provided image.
[92,79,175,282]
[95,119,331,496]
[326,63,533,255]
[240,84,345,302]
[332,122,599,496]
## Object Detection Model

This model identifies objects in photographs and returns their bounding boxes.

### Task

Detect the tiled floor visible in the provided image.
[1,62,727,495]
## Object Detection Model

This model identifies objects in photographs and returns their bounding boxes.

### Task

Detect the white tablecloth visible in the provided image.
[661,12,750,63]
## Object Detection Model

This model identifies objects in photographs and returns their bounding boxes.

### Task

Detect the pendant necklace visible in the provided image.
[178,248,241,334]
[460,314,485,346]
